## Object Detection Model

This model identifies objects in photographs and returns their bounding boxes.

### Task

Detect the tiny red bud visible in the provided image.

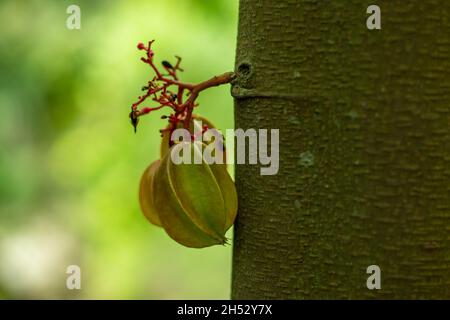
[137,42,145,50]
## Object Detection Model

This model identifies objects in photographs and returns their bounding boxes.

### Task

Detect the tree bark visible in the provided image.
[231,0,450,299]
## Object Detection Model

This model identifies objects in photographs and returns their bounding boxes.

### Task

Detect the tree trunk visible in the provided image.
[231,0,450,299]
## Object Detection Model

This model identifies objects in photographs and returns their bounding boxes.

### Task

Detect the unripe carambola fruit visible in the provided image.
[141,115,219,228]
[139,159,162,227]
[152,141,237,248]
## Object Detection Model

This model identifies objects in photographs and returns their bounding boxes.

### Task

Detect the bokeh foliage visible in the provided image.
[0,0,237,299]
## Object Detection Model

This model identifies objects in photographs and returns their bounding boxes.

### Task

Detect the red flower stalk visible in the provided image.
[129,40,235,138]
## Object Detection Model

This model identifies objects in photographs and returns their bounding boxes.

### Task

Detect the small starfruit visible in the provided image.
[139,159,162,227]
[139,141,237,248]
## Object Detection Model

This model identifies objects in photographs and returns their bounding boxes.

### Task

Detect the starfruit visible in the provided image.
[139,141,237,248]
[139,159,162,227]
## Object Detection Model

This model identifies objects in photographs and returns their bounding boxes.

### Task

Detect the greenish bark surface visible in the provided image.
[231,0,450,299]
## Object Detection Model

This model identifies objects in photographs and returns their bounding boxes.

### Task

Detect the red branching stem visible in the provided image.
[129,40,235,135]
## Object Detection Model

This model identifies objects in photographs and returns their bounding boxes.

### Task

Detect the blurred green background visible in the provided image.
[0,0,238,299]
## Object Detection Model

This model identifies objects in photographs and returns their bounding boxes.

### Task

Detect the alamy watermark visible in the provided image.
[168,120,279,176]
[366,265,381,290]
[66,265,81,290]
[66,5,81,30]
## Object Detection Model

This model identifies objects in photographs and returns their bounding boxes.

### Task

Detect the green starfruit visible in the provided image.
[139,142,237,248]
[139,159,162,227]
